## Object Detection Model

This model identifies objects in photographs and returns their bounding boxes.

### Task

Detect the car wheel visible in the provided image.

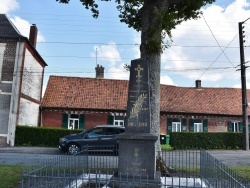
[68,143,80,155]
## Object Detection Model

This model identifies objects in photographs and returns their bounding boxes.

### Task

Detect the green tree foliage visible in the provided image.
[55,0,216,157]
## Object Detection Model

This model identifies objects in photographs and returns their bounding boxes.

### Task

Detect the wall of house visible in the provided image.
[18,98,40,126]
[162,114,243,135]
[0,94,11,134]
[42,110,63,128]
[42,109,244,136]
[42,110,110,129]
[21,49,43,101]
[0,41,17,145]
[84,113,109,130]
[0,43,9,136]
[160,115,167,135]
[18,48,44,126]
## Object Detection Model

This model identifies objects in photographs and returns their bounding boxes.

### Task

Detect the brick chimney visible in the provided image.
[195,80,201,89]
[95,64,104,79]
[29,24,38,48]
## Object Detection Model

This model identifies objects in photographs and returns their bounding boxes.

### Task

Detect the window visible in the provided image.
[232,122,240,132]
[87,128,105,137]
[68,114,79,130]
[189,119,208,132]
[114,116,124,127]
[194,123,203,132]
[108,114,125,127]
[228,121,242,132]
[0,44,6,81]
[62,113,85,129]
[172,122,181,132]
[167,118,187,134]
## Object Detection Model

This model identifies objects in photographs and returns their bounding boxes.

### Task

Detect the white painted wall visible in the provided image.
[21,49,43,101]
[18,98,39,126]
[18,48,44,127]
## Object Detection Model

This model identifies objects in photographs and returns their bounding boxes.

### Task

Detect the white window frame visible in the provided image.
[114,116,124,127]
[232,122,240,132]
[114,120,124,127]
[172,122,181,132]
[194,123,203,132]
[68,118,79,130]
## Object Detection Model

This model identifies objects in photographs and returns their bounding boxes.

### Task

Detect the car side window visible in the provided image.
[105,128,117,135]
[87,128,105,137]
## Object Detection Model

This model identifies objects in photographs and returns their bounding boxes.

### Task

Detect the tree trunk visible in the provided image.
[140,0,168,160]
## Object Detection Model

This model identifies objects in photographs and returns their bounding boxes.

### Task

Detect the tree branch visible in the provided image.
[167,0,184,6]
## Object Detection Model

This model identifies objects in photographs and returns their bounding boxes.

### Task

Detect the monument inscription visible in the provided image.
[126,59,150,133]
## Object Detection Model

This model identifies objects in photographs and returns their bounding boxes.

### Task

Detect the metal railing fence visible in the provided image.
[200,149,250,188]
[20,146,249,188]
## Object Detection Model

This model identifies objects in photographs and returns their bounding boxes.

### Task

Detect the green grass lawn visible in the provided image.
[161,144,173,151]
[0,165,23,188]
[230,166,250,181]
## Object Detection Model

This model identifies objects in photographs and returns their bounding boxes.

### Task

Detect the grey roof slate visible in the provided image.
[0,14,48,66]
[0,14,25,38]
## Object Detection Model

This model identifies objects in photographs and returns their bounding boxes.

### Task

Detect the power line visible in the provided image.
[202,14,236,68]
[163,16,242,109]
[36,41,241,49]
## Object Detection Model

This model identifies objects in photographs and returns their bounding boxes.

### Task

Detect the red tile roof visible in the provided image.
[42,76,128,110]
[41,76,250,116]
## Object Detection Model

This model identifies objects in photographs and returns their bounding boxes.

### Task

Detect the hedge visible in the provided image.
[15,126,83,147]
[15,126,247,150]
[169,132,244,150]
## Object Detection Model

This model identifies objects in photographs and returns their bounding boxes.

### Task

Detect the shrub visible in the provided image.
[169,132,244,150]
[15,126,82,147]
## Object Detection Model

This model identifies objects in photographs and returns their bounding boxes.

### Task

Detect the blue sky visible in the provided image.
[1,0,250,94]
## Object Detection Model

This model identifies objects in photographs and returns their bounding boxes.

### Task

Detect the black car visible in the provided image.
[59,125,125,155]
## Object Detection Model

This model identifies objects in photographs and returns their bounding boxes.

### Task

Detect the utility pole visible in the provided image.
[239,21,249,150]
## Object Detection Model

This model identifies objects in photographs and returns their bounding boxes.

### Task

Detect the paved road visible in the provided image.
[208,150,250,166]
[0,147,61,166]
[0,147,250,167]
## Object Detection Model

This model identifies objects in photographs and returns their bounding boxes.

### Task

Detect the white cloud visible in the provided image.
[233,82,250,89]
[10,16,45,42]
[130,1,250,87]
[92,42,121,67]
[107,63,129,80]
[0,0,19,14]
[160,75,175,86]
[1,0,45,42]
[132,33,141,59]
[161,0,250,86]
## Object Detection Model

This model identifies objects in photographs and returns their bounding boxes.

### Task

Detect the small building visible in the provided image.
[41,66,250,135]
[0,14,47,146]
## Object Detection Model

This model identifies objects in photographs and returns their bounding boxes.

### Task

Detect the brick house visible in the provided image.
[41,66,250,135]
[0,14,47,146]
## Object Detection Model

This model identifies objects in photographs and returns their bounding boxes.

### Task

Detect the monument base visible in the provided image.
[108,175,161,188]
[117,133,159,181]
